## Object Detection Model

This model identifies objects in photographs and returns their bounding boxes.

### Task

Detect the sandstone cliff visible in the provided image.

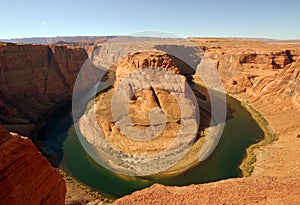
[0,42,88,136]
[191,38,299,94]
[0,125,66,204]
[191,39,300,178]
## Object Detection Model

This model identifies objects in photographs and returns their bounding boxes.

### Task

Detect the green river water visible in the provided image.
[39,86,263,197]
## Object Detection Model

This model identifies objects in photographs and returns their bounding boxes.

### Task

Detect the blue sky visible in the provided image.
[1,0,299,39]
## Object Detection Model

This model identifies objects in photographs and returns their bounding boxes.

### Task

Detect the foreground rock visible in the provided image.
[113,176,300,205]
[0,125,66,204]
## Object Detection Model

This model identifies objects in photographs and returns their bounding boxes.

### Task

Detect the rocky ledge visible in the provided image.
[0,125,66,204]
[113,176,300,204]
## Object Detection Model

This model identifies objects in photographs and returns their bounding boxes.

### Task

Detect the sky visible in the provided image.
[1,0,299,40]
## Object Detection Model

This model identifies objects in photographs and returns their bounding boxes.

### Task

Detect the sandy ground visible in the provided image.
[65,179,96,205]
[252,109,300,177]
[62,171,115,205]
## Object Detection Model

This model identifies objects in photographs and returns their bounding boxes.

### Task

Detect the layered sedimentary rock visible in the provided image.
[0,42,88,136]
[0,125,66,204]
[191,39,299,95]
[97,52,184,155]
[79,51,204,175]
[191,39,300,177]
[113,176,300,205]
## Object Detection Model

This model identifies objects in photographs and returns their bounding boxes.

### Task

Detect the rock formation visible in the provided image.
[79,51,205,176]
[113,176,300,205]
[0,42,88,136]
[191,38,300,177]
[0,125,66,204]
[97,52,183,155]
[191,38,299,95]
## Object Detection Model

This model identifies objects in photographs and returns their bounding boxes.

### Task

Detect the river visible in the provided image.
[39,85,263,197]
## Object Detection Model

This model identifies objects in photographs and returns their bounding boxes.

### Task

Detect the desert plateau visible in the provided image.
[1,1,300,204]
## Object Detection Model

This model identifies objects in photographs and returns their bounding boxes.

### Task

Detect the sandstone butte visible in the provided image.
[88,51,184,157]
[79,51,210,176]
[0,38,300,204]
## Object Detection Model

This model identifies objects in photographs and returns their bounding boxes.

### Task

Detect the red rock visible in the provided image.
[0,125,66,204]
[0,42,88,136]
[113,176,300,205]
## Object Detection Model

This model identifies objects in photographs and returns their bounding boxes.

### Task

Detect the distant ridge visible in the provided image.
[1,36,299,45]
[0,36,117,44]
[188,37,300,42]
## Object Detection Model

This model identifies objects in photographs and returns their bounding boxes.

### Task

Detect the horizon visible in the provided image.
[1,0,299,40]
[1,35,300,41]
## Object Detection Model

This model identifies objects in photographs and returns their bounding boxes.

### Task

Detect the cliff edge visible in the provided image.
[0,42,88,136]
[0,125,66,204]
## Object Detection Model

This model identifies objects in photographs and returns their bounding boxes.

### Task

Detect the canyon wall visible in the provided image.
[0,42,88,136]
[191,39,300,178]
[192,38,299,96]
[0,125,66,204]
[0,43,88,204]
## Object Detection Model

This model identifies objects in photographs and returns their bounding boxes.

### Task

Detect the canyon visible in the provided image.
[0,38,299,204]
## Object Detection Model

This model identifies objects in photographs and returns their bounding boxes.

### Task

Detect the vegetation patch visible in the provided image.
[236,98,279,177]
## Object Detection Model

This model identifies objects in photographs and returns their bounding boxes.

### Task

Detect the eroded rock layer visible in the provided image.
[191,38,300,177]
[79,51,203,175]
[95,51,187,156]
[0,125,66,204]
[0,42,88,136]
